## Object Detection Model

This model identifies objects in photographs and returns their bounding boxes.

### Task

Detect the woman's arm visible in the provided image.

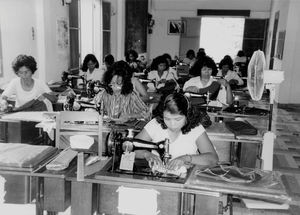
[166,131,218,170]
[192,132,219,166]
[40,92,58,103]
[234,73,244,86]
[132,77,149,100]
[170,68,178,80]
[218,79,233,105]
[225,84,233,105]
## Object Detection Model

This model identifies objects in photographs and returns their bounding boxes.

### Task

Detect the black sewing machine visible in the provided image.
[86,80,111,98]
[105,129,185,180]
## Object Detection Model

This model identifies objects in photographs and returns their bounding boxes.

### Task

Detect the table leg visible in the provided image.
[35,177,44,215]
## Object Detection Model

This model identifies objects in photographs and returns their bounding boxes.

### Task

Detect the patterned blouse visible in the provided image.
[94,90,149,119]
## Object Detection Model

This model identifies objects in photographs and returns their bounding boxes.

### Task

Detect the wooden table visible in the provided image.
[66,160,224,215]
[64,160,294,215]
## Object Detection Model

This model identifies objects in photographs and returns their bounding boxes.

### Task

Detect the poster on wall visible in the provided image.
[168,20,186,35]
[57,18,69,53]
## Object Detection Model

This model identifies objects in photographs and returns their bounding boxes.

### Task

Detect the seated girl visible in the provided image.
[217,56,244,88]
[103,60,149,102]
[125,49,144,73]
[94,61,150,122]
[0,55,57,112]
[124,92,219,171]
[183,55,233,107]
[147,55,179,94]
[79,54,104,83]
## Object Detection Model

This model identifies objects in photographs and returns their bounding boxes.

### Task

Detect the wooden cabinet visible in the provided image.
[0,120,42,144]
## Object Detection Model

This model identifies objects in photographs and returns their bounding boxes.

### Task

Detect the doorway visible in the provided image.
[199,17,245,63]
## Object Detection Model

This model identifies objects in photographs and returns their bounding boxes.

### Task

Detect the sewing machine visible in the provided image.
[104,128,187,181]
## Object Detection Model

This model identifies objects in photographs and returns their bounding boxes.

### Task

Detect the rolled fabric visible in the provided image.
[46,148,78,171]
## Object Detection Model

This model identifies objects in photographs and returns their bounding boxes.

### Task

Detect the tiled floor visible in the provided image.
[232,104,300,215]
[1,103,300,215]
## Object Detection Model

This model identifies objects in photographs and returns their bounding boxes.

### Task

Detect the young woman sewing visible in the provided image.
[124,92,219,170]
[147,55,179,94]
[183,55,233,107]
[94,60,150,122]
[0,55,57,111]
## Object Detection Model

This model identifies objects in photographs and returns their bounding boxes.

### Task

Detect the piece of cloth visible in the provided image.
[225,120,258,136]
[46,148,78,171]
[195,165,258,183]
[12,99,48,112]
[2,77,52,107]
[144,118,205,159]
[0,143,57,168]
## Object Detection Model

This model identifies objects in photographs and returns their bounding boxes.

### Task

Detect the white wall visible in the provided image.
[0,0,37,85]
[148,0,272,60]
[268,0,300,103]
[0,0,69,85]
[43,0,70,82]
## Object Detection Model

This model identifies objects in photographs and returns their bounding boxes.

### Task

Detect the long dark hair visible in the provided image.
[153,92,202,134]
[219,55,234,71]
[103,60,133,95]
[125,49,138,62]
[150,55,169,71]
[189,55,218,77]
[81,54,100,72]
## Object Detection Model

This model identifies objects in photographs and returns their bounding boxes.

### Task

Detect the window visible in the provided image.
[200,17,245,63]
[102,1,111,60]
[69,0,80,74]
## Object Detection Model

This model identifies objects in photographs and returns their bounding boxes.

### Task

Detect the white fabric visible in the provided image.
[183,76,214,91]
[212,86,227,106]
[70,135,94,149]
[79,67,105,82]
[2,78,51,107]
[216,70,244,85]
[43,98,53,111]
[144,119,205,159]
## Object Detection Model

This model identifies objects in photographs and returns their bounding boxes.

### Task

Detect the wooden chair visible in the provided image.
[55,111,103,156]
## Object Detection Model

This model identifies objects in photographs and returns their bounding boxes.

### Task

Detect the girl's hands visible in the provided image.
[0,99,8,112]
[144,151,163,168]
[166,155,187,170]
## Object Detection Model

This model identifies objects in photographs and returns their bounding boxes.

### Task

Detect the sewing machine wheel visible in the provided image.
[105,131,125,156]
